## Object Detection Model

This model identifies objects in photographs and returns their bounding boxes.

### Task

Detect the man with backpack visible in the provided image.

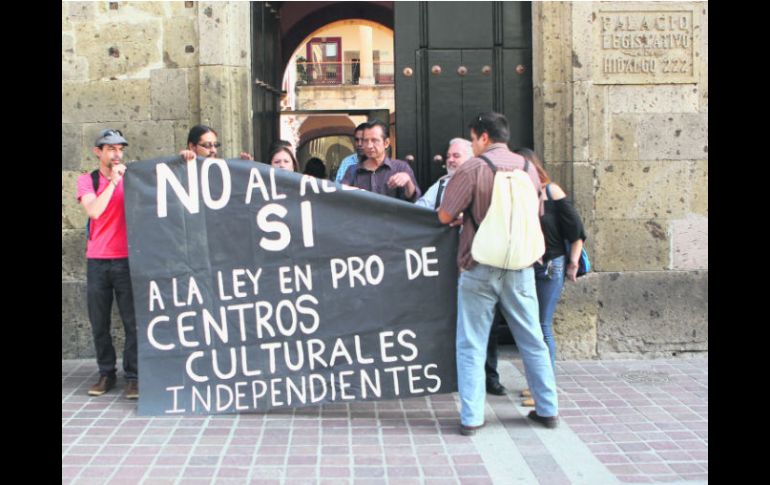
[438,112,558,435]
[76,128,138,400]
[418,137,509,397]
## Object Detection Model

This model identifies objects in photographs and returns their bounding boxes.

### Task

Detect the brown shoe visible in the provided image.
[521,398,536,407]
[88,374,116,396]
[520,389,532,398]
[459,422,485,436]
[527,410,559,429]
[124,380,139,400]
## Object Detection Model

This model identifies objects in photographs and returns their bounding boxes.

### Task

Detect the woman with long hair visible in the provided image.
[269,146,299,172]
[515,148,587,407]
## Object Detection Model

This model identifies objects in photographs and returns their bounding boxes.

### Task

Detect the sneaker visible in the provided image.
[486,381,507,396]
[124,380,139,400]
[459,422,485,436]
[88,374,116,396]
[527,410,559,429]
[521,398,536,407]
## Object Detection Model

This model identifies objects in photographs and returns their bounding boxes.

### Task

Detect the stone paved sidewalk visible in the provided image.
[546,359,708,483]
[62,351,707,485]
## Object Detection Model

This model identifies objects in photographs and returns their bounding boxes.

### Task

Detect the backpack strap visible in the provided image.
[545,183,553,201]
[86,170,100,241]
[479,155,497,175]
[468,156,497,230]
[434,178,446,210]
[483,155,531,177]
[91,169,100,193]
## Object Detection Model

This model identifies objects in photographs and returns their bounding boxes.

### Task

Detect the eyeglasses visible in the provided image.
[197,142,221,149]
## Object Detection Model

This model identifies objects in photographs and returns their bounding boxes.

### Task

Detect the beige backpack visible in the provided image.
[470,156,545,270]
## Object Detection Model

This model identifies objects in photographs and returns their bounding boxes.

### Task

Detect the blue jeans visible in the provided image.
[534,255,566,372]
[457,264,558,426]
[86,258,138,380]
[484,308,504,385]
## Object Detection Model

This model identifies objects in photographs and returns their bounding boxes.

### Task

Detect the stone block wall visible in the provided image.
[534,2,708,359]
[62,1,252,358]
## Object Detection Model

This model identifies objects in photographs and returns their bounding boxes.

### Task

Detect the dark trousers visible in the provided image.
[485,307,503,385]
[86,258,138,380]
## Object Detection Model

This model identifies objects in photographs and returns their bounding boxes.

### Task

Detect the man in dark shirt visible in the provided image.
[438,112,559,435]
[341,120,421,202]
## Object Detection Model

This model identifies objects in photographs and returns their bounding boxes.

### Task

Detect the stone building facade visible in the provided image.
[61,2,707,360]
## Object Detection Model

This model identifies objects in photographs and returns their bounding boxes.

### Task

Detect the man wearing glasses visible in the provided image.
[180,124,260,162]
[180,124,221,160]
[76,129,139,400]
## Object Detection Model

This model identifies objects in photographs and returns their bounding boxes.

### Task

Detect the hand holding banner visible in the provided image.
[124,157,459,415]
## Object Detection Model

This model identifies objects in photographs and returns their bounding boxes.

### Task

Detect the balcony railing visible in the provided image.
[296,61,394,86]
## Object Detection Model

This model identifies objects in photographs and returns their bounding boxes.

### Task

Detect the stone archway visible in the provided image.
[297,115,356,147]
[279,2,394,73]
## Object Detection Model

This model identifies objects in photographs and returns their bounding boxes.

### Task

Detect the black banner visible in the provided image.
[124,157,458,415]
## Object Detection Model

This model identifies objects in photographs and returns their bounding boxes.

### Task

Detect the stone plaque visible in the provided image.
[595,9,697,84]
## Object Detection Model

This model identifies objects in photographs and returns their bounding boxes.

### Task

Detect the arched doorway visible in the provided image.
[251,2,395,166]
[252,1,533,190]
[294,115,358,177]
[279,18,395,180]
[279,2,394,73]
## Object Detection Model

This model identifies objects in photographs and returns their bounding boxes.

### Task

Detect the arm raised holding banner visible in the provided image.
[76,128,139,400]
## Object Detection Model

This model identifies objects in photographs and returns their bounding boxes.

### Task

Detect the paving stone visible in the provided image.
[61,356,706,484]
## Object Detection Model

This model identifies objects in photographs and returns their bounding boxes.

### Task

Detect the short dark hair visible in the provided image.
[269,139,293,152]
[303,157,327,178]
[354,122,368,134]
[468,112,510,144]
[187,125,218,146]
[364,119,389,140]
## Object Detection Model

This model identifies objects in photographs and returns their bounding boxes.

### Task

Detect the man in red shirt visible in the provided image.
[76,129,138,400]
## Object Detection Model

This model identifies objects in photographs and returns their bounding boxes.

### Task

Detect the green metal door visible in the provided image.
[395,1,533,190]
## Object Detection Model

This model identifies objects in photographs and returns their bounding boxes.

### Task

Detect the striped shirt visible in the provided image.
[439,143,541,270]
